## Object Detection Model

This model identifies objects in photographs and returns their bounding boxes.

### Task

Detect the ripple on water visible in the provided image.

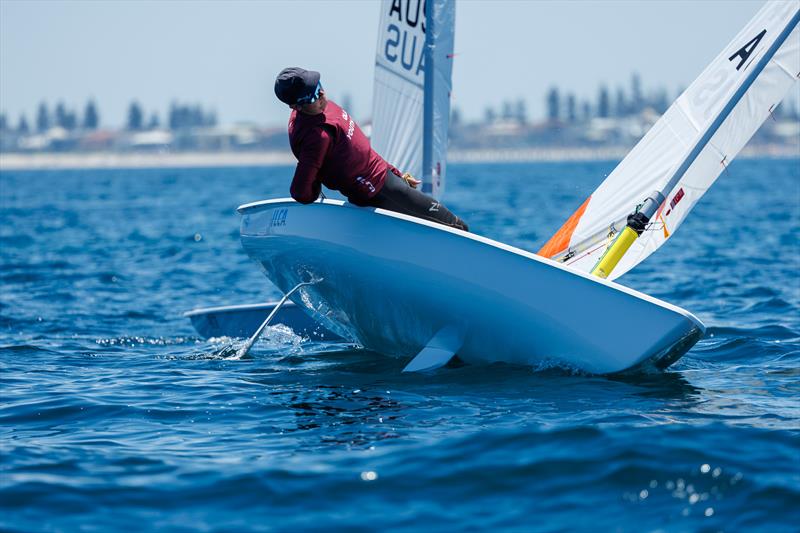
[1,161,798,530]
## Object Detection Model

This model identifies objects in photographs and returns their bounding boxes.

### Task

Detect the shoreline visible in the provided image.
[1,145,797,171]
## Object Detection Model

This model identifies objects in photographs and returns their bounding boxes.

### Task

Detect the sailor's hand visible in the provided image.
[402,173,421,188]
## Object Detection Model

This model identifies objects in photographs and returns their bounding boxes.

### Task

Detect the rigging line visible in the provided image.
[768,104,777,121]
[566,241,610,266]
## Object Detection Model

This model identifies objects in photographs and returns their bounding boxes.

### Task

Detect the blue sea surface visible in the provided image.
[1,160,799,531]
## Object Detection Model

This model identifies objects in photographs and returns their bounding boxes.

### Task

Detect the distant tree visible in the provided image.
[597,85,610,118]
[205,110,218,127]
[171,103,184,129]
[653,89,669,114]
[55,101,68,129]
[168,102,178,129]
[191,105,203,128]
[514,99,527,124]
[147,112,160,130]
[614,87,626,117]
[484,106,496,124]
[450,106,462,127]
[36,102,50,132]
[631,72,643,114]
[166,101,218,129]
[127,101,144,130]
[83,99,99,129]
[546,87,561,122]
[566,93,577,123]
[500,100,512,121]
[0,113,7,132]
[52,101,78,130]
[581,100,592,122]
[18,114,30,135]
[63,110,78,131]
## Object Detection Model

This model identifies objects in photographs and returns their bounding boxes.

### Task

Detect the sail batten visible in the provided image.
[539,0,800,280]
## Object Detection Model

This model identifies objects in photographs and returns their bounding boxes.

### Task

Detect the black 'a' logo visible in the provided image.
[728,29,767,71]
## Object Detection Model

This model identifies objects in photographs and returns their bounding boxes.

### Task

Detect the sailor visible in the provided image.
[274,67,468,231]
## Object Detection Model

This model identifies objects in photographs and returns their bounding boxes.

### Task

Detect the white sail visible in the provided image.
[539,0,800,280]
[371,0,455,198]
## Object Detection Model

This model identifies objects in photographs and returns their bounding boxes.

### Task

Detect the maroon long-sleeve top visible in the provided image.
[288,100,390,205]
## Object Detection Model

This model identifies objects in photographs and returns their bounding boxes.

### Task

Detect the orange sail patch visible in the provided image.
[537,196,591,258]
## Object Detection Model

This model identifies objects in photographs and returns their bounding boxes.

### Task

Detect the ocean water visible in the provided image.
[1,159,798,532]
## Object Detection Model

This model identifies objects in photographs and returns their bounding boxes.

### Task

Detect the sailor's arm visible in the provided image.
[290,129,330,204]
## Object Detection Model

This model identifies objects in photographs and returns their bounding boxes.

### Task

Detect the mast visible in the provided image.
[422,0,436,196]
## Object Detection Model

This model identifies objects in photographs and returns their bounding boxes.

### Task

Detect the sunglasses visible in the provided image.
[296,82,323,105]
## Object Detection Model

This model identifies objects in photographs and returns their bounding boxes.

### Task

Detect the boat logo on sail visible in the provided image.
[728,29,766,71]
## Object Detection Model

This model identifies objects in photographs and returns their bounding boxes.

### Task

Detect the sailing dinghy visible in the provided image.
[238,197,704,374]
[208,0,798,374]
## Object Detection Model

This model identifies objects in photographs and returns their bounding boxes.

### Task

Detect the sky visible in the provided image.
[2,0,792,129]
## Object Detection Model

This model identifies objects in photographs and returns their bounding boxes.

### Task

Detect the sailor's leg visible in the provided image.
[369,171,469,231]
